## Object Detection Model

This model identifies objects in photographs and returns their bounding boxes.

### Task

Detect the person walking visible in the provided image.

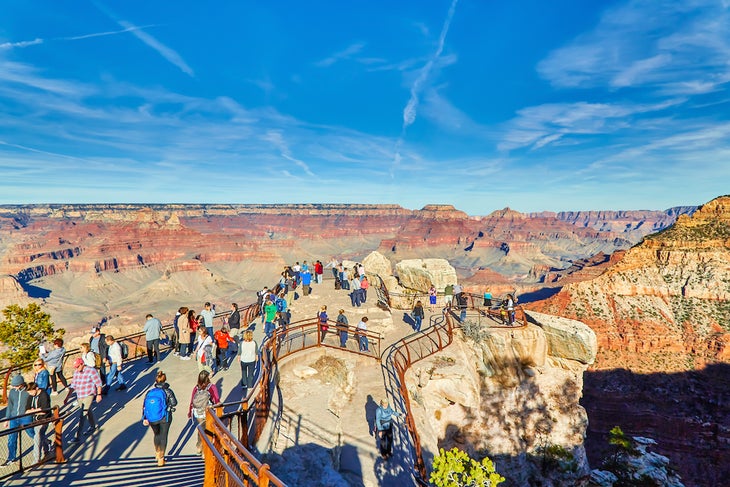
[239,330,258,394]
[142,371,178,467]
[336,309,349,348]
[25,381,52,463]
[105,335,127,391]
[412,300,425,332]
[188,371,220,457]
[40,338,68,396]
[68,358,103,443]
[375,398,404,459]
[3,375,30,466]
[143,313,164,364]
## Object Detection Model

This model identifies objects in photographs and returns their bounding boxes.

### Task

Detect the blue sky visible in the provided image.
[1,0,729,214]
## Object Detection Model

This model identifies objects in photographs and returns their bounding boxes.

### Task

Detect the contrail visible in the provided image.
[392,0,459,175]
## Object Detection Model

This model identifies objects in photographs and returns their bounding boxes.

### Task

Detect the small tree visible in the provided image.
[430,447,506,487]
[0,303,64,365]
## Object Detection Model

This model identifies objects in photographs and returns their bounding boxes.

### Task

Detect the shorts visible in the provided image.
[429,295,436,305]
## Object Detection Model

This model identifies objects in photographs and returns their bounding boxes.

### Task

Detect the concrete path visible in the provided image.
[6,278,437,486]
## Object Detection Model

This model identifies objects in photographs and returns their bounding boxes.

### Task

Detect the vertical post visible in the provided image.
[1,367,12,405]
[240,400,249,448]
[203,408,216,487]
[259,464,271,487]
[53,406,66,463]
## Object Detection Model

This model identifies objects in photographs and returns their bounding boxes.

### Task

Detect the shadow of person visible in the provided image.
[365,394,378,437]
[402,313,415,327]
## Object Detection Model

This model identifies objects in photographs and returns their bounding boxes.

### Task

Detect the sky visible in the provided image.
[1,0,729,214]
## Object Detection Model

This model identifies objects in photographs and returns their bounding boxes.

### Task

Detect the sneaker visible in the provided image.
[50,391,59,396]
[182,356,191,360]
[116,384,127,391]
[1,460,17,467]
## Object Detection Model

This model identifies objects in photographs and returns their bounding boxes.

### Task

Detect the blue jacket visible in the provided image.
[375,405,401,431]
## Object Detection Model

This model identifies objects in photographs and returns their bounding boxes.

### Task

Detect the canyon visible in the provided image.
[0,200,722,485]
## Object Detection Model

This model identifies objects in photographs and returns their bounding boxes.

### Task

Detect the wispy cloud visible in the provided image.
[262,130,316,177]
[537,0,730,95]
[393,0,459,172]
[0,38,43,50]
[315,42,365,67]
[118,20,194,77]
[64,24,159,41]
[499,98,684,151]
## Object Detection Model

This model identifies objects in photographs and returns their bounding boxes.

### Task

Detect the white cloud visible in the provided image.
[538,0,730,95]
[314,42,366,67]
[118,20,194,77]
[0,38,43,50]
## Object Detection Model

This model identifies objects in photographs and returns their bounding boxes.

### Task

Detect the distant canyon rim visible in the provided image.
[1,199,727,486]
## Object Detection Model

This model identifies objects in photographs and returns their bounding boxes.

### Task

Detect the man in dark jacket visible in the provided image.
[89,327,109,384]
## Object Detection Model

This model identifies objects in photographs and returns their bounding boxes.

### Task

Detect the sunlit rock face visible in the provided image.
[407,312,597,486]
[395,258,458,293]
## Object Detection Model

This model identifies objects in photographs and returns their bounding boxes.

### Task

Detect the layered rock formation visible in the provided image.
[530,195,730,487]
[406,311,597,486]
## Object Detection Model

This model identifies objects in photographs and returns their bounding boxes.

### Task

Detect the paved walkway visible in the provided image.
[6,279,437,486]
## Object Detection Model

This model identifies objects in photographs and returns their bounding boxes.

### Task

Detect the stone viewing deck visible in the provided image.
[4,278,437,487]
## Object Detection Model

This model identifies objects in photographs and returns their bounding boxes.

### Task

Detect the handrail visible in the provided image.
[1,322,177,405]
[385,303,529,483]
[0,405,72,480]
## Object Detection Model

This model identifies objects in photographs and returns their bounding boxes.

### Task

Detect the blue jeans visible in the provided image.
[264,321,275,337]
[106,362,125,387]
[414,315,422,331]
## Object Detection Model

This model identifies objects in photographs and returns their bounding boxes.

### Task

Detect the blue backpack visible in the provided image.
[143,388,168,423]
[276,297,287,313]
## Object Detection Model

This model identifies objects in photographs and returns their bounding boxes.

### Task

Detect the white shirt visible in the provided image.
[196,335,213,360]
[239,340,258,363]
[356,320,367,332]
[108,342,123,365]
[82,351,96,367]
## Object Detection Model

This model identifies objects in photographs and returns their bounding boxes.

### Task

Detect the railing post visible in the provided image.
[259,464,271,487]
[53,406,66,463]
[2,367,12,405]
[203,408,216,487]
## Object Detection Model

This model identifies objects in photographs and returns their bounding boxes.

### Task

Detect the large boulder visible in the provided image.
[362,251,392,277]
[395,258,457,292]
[526,311,597,365]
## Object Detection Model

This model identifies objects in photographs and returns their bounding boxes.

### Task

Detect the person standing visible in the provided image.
[412,300,425,332]
[264,297,277,338]
[105,335,127,391]
[25,381,52,464]
[375,398,404,459]
[143,313,164,364]
[314,260,324,284]
[41,338,68,396]
[457,292,468,322]
[188,371,220,457]
[142,371,177,467]
[318,305,329,342]
[356,317,369,352]
[428,284,437,312]
[68,358,103,443]
[200,302,215,339]
[213,326,234,371]
[33,359,52,396]
[506,294,515,325]
[444,283,454,308]
[350,275,362,307]
[227,303,241,340]
[336,309,349,348]
[360,276,369,303]
[177,307,191,359]
[80,343,96,368]
[301,268,312,296]
[194,328,214,374]
[89,327,109,383]
[239,330,258,394]
[3,375,30,466]
[484,289,493,308]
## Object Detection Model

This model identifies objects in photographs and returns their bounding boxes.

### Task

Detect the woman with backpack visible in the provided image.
[188,370,220,457]
[412,300,425,332]
[142,371,178,467]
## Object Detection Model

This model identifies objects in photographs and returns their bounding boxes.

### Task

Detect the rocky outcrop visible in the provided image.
[361,251,392,278]
[395,259,457,293]
[408,313,597,486]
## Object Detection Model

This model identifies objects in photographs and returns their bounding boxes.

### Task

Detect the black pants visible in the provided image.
[378,425,393,456]
[150,417,171,454]
[50,369,68,392]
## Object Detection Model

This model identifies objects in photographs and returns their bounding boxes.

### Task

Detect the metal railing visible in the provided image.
[384,303,529,483]
[0,405,72,480]
[201,314,382,486]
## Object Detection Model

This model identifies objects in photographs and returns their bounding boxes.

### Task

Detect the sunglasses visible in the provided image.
[33,363,43,367]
